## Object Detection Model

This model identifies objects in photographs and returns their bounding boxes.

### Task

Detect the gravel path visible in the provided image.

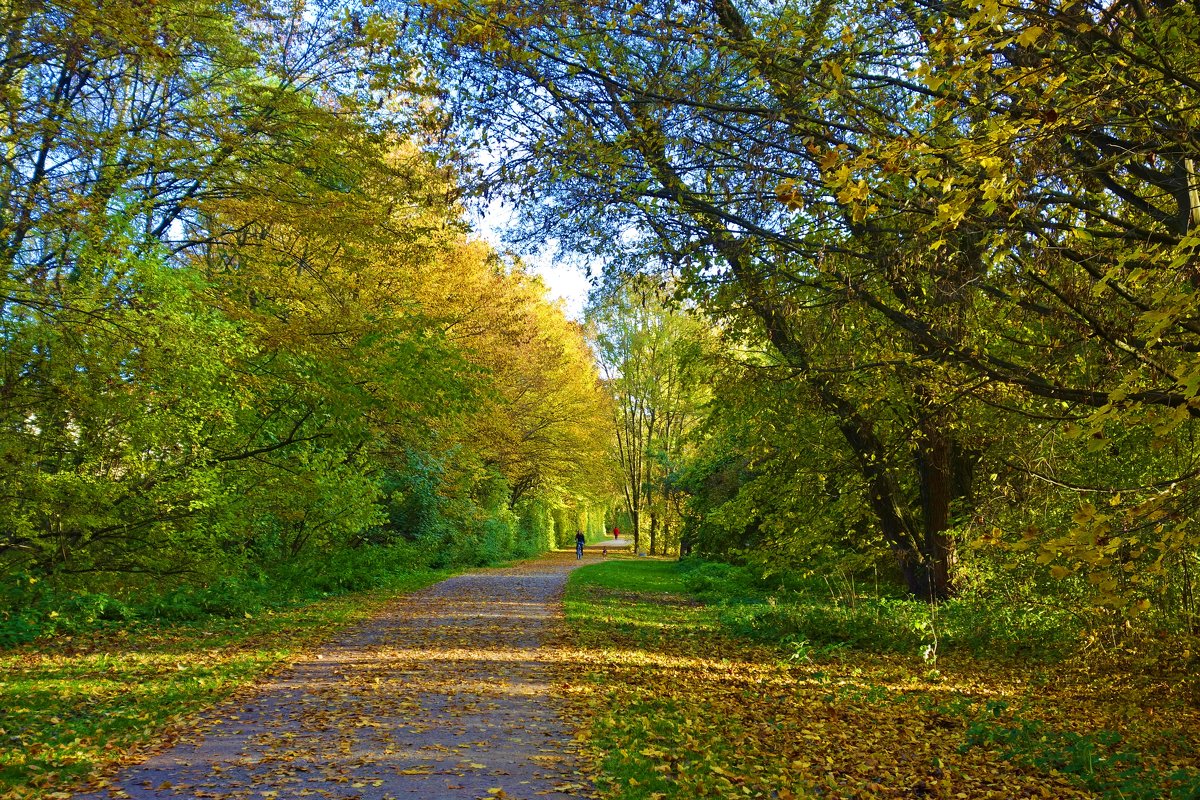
[76,552,593,800]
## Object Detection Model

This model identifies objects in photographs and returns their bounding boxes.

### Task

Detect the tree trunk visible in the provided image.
[623,99,972,600]
[915,420,957,601]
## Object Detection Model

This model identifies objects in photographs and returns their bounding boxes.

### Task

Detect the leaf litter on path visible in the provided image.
[73,553,596,800]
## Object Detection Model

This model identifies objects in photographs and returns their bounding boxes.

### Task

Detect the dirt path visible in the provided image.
[583,537,630,552]
[76,552,593,800]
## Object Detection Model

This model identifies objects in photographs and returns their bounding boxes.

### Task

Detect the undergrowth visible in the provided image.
[959,711,1200,800]
[2,539,480,647]
[679,558,1084,661]
[564,558,1200,800]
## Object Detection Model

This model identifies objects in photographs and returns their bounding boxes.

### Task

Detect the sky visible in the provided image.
[470,202,593,320]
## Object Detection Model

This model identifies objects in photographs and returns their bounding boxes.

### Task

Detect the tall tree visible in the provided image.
[415,0,1200,605]
[429,243,614,508]
[589,278,711,555]
[417,0,978,597]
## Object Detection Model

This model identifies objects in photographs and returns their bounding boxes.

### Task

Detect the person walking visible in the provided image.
[612,525,620,541]
[575,530,586,560]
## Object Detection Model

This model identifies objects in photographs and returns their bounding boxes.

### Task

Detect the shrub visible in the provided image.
[678,558,766,600]
[673,558,1085,662]
[940,596,1080,661]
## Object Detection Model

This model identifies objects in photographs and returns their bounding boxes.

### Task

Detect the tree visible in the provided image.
[589,278,712,555]
[417,0,979,597]
[434,244,614,509]
[415,0,1200,608]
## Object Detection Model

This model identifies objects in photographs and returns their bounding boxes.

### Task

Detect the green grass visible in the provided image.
[0,569,449,799]
[673,557,1084,662]
[566,560,721,650]
[570,559,690,594]
[563,559,1200,800]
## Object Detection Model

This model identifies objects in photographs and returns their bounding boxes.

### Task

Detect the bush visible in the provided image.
[0,579,139,644]
[718,597,927,653]
[678,558,767,600]
[0,611,40,647]
[150,574,270,621]
[479,513,518,565]
[940,596,1080,661]
[673,558,1084,662]
[1,481,585,647]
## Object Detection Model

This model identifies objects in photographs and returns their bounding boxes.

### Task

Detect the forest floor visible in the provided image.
[563,559,1200,800]
[6,553,1199,800]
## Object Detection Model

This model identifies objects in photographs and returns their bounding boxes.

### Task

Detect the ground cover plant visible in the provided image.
[563,559,1200,800]
[0,569,450,799]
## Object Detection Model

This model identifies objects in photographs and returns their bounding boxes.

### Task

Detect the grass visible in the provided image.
[0,569,448,800]
[7,554,1197,799]
[570,559,698,596]
[563,558,1200,800]
[675,559,1090,663]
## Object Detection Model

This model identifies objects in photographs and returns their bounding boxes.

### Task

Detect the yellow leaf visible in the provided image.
[1016,26,1044,46]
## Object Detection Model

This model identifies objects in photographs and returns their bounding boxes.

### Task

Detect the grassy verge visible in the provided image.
[0,570,448,800]
[564,558,1200,800]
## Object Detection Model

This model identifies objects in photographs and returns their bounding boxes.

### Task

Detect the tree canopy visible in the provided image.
[0,0,614,598]
[415,0,1200,617]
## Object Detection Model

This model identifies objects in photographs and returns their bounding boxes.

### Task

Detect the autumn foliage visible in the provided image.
[0,0,612,638]
[419,0,1200,634]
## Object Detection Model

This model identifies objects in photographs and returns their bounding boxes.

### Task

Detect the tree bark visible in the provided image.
[915,418,958,601]
[649,509,658,555]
